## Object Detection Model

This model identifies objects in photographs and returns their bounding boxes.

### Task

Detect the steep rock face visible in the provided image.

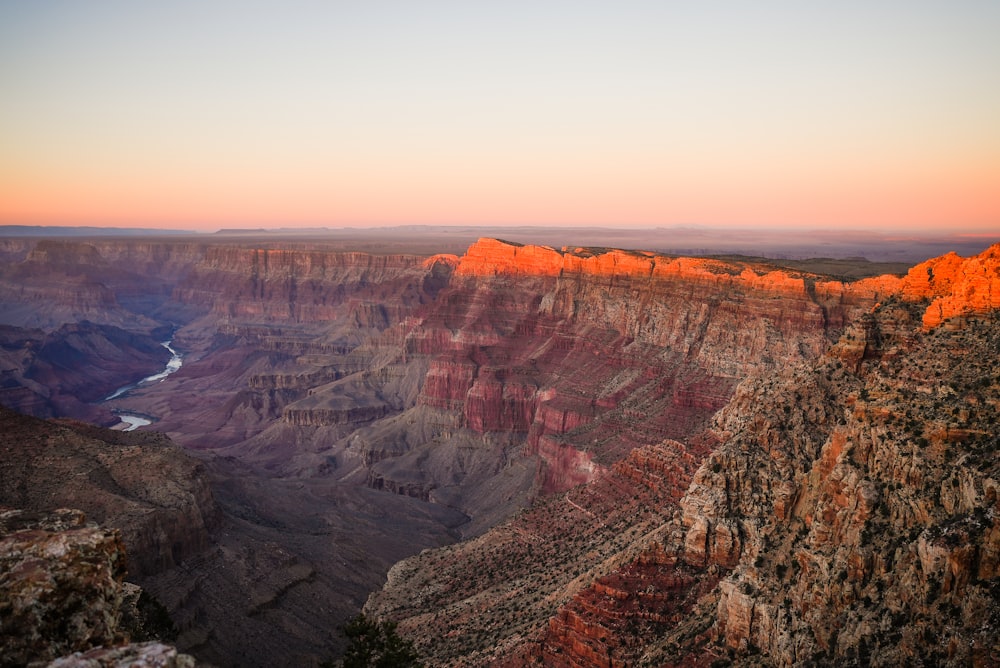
[367,243,1000,667]
[534,554,720,668]
[0,508,127,667]
[0,239,200,331]
[173,246,451,324]
[673,299,1000,666]
[353,238,885,521]
[453,239,894,382]
[900,244,1000,328]
[0,241,120,323]
[365,439,712,667]
[0,407,219,577]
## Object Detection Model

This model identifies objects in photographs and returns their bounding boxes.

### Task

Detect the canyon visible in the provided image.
[0,231,997,665]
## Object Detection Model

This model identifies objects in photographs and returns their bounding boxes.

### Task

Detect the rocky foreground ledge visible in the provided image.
[0,508,198,668]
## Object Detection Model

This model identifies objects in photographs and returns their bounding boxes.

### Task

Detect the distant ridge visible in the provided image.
[0,225,196,237]
[0,224,994,263]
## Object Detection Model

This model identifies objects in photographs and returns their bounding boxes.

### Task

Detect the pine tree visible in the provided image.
[338,614,423,668]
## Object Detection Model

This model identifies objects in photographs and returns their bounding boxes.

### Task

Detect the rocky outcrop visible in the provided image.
[0,407,219,577]
[47,642,197,668]
[0,508,198,668]
[0,508,127,667]
[634,302,999,665]
[899,244,1000,328]
[677,297,1000,666]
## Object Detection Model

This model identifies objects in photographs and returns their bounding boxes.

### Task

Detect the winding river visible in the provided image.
[105,340,183,431]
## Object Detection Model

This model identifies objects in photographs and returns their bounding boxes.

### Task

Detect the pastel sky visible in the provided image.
[1,1,998,232]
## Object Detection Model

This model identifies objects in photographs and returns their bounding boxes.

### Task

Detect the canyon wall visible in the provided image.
[396,239,887,494]
[666,293,1000,666]
[366,242,1000,667]
[56,235,885,539]
[173,246,453,324]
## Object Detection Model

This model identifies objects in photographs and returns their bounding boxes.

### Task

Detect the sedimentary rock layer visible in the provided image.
[367,242,1000,667]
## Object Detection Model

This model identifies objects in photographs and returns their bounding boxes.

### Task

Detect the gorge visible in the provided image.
[106,339,183,431]
[1,231,998,666]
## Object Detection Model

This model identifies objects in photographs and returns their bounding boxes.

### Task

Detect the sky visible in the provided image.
[1,1,998,233]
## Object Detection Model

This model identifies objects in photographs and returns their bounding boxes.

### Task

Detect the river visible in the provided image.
[105,339,182,431]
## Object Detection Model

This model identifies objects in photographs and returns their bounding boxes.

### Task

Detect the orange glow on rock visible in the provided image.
[456,238,1000,330]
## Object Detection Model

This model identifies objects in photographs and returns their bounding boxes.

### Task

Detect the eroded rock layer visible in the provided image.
[366,242,1000,667]
[0,407,218,577]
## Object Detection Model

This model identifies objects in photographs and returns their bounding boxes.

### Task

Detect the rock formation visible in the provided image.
[0,508,127,666]
[47,642,197,668]
[366,242,1000,667]
[0,508,199,667]
[0,407,218,577]
[899,244,1000,328]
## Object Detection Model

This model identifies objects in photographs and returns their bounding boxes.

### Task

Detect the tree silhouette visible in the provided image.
[338,614,423,668]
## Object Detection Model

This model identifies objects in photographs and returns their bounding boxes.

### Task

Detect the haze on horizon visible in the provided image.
[1,1,998,234]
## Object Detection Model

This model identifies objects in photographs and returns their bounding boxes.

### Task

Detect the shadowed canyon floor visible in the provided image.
[1,232,998,665]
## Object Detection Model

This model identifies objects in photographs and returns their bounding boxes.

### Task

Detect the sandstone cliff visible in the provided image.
[366,242,1000,667]
[899,243,1000,328]
[660,296,1000,666]
[341,238,888,532]
[0,239,188,331]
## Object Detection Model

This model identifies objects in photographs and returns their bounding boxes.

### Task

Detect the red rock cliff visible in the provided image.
[899,243,1000,328]
[397,238,890,500]
[364,240,1000,667]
